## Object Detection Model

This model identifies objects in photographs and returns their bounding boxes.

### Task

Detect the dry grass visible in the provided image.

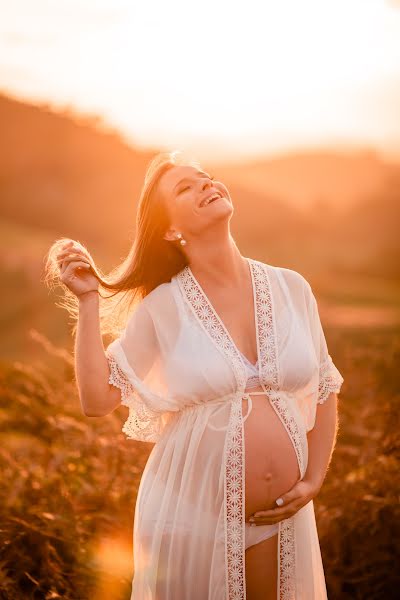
[0,325,398,599]
[316,326,400,599]
[0,350,152,599]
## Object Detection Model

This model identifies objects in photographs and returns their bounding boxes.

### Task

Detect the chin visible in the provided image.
[209,203,234,223]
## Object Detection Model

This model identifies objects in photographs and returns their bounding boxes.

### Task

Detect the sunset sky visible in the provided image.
[1,0,400,161]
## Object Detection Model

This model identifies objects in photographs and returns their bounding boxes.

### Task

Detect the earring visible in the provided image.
[176,233,187,246]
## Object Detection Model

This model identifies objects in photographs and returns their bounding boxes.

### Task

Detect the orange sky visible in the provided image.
[1,0,400,161]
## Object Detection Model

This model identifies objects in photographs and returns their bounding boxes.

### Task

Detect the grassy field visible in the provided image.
[0,316,398,599]
[1,94,399,599]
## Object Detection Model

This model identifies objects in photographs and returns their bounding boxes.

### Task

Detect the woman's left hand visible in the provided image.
[248,478,319,526]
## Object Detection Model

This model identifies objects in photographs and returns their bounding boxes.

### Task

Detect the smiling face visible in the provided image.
[159,165,233,243]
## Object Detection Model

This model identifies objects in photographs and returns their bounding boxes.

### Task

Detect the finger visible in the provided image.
[57,241,85,256]
[254,500,297,518]
[57,249,89,262]
[250,516,288,526]
[276,491,300,506]
[250,511,291,525]
[59,260,90,275]
[58,254,91,270]
[249,505,294,522]
[60,260,91,278]
[252,506,287,518]
[60,260,90,277]
[251,509,290,523]
[60,259,91,275]
[249,517,283,526]
[252,502,299,520]
[251,498,304,522]
[272,483,304,508]
[58,256,91,270]
[60,241,74,251]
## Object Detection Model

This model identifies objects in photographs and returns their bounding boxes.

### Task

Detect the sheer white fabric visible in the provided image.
[105,258,344,599]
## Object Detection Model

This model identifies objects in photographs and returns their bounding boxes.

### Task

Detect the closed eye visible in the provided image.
[178,186,190,194]
[177,174,215,195]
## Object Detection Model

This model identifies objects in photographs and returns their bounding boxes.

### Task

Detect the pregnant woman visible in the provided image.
[46,150,344,599]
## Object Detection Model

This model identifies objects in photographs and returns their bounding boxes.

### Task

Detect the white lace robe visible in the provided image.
[105,258,344,600]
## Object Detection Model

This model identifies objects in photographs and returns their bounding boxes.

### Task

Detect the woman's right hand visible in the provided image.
[56,240,99,299]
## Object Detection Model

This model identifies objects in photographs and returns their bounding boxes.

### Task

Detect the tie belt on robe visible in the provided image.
[180,390,308,477]
[181,389,271,432]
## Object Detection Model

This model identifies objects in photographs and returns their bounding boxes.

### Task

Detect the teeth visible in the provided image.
[201,193,220,207]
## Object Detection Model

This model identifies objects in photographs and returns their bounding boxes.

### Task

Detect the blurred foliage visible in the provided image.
[0,93,399,599]
[0,348,152,600]
[0,93,400,360]
[0,325,399,599]
[315,325,400,599]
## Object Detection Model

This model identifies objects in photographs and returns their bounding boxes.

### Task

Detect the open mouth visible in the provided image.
[199,192,223,208]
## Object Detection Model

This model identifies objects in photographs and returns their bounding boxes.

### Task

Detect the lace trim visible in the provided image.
[106,352,162,443]
[245,374,261,388]
[251,261,299,598]
[225,396,246,599]
[177,266,247,599]
[318,355,344,405]
[177,266,247,390]
[250,261,279,387]
[252,263,305,470]
[177,261,301,600]
[279,518,296,599]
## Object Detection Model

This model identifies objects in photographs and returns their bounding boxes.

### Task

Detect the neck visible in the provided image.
[184,225,248,286]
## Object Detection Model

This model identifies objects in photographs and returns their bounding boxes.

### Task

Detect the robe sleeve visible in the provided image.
[105,298,174,443]
[305,280,344,405]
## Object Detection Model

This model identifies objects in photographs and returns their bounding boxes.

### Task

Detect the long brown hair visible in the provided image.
[43,150,200,339]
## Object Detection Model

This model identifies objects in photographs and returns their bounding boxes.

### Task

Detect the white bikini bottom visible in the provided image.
[245,522,279,551]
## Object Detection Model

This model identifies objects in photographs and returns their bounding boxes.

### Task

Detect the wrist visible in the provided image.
[302,474,323,495]
[77,290,99,304]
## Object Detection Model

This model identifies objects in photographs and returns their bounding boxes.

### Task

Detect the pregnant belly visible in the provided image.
[242,386,301,522]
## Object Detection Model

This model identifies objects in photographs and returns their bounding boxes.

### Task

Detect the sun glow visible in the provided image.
[0,0,399,160]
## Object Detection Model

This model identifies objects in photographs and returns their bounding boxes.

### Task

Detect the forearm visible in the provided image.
[304,392,339,491]
[75,292,113,416]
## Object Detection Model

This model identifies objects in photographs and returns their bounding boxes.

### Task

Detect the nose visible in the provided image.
[201,178,213,192]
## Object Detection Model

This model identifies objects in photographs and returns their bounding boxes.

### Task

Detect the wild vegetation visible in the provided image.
[0,93,399,598]
[1,323,398,599]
